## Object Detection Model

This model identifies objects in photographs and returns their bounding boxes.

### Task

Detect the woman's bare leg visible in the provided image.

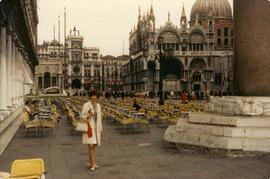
[93,144,97,167]
[89,144,96,167]
[88,145,92,166]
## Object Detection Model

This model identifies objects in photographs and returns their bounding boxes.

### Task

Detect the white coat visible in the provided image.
[81,101,103,146]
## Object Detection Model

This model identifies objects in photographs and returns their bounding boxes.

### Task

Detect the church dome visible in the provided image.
[191,0,232,21]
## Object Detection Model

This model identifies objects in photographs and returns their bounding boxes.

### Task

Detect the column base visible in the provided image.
[0,106,10,116]
[165,96,270,155]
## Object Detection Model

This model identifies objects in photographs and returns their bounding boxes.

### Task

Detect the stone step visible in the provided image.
[0,107,23,157]
[165,125,270,152]
[176,122,270,138]
[188,112,270,127]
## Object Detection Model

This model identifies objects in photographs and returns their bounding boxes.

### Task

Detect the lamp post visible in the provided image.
[114,62,118,95]
[158,36,164,105]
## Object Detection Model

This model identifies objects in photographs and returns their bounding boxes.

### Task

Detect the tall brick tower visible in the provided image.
[234,0,270,96]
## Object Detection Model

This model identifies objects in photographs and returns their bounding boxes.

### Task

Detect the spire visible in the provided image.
[150,4,154,14]
[181,4,186,18]
[138,6,141,20]
[149,3,155,21]
[168,12,171,22]
[181,4,187,28]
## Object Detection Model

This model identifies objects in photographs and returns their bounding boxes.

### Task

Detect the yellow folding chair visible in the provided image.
[9,158,45,179]
[4,176,40,179]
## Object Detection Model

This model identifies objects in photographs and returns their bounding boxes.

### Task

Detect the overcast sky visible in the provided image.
[38,0,233,56]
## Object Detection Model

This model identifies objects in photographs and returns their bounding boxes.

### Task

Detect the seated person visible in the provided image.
[23,100,34,121]
[32,100,41,115]
[132,98,141,111]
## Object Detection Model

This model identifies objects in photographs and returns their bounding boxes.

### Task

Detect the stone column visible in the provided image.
[17,49,21,104]
[0,27,8,111]
[13,46,18,106]
[6,29,12,107]
[58,75,61,88]
[234,0,270,96]
[11,40,16,106]
[19,52,24,105]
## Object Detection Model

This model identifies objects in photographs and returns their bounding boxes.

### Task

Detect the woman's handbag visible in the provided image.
[75,121,88,132]
[87,122,92,138]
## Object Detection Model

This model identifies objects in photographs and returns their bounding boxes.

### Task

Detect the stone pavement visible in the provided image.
[0,113,270,179]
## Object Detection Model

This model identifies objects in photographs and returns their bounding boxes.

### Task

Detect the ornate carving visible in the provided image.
[205,96,267,116]
[241,99,264,116]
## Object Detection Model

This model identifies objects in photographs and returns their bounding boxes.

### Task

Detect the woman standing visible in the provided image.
[81,91,103,171]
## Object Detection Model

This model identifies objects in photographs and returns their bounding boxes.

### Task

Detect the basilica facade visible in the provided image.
[123,0,234,95]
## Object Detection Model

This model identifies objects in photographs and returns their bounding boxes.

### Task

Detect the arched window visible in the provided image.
[217,38,221,47]
[224,27,229,37]
[217,29,221,36]
[224,38,229,46]
[209,21,213,32]
[193,72,201,82]
[44,72,51,89]
[190,59,206,70]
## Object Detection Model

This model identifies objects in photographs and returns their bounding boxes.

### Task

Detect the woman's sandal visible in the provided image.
[89,166,95,171]
[88,163,100,171]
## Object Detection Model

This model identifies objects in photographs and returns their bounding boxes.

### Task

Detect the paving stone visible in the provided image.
[0,113,269,178]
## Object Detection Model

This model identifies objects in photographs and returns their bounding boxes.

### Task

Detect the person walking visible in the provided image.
[81,91,103,171]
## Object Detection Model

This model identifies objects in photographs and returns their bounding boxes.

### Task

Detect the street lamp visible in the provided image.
[157,36,164,105]
[114,62,118,95]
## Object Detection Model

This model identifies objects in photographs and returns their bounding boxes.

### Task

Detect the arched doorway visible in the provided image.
[44,72,51,89]
[190,58,206,92]
[72,79,82,89]
[162,57,184,92]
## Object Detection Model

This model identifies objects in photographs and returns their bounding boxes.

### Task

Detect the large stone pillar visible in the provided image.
[15,48,20,106]
[14,46,19,106]
[19,52,24,105]
[0,27,8,111]
[234,0,270,96]
[11,38,16,106]
[6,30,12,107]
[17,52,22,105]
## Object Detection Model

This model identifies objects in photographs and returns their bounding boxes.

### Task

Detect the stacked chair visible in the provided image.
[101,100,150,134]
[21,98,60,137]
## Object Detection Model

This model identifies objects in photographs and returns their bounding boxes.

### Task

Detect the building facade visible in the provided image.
[101,55,129,91]
[35,27,103,93]
[35,40,64,91]
[123,0,234,95]
[0,0,39,117]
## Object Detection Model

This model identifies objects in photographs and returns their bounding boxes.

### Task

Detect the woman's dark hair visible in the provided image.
[25,100,31,105]
[32,100,39,105]
[89,90,98,98]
